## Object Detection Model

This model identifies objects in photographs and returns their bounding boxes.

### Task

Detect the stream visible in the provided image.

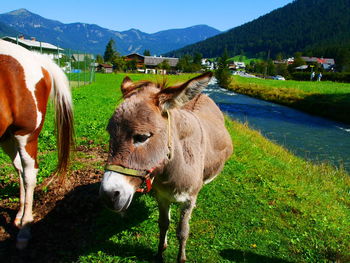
[204,81,350,172]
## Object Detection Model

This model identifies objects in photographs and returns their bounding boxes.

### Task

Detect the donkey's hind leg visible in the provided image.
[14,134,39,250]
[177,197,197,263]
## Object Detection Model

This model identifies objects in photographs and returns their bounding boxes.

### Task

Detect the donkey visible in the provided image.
[99,72,233,262]
[0,40,74,249]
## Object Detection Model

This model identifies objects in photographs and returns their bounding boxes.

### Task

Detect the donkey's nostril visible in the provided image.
[113,191,120,200]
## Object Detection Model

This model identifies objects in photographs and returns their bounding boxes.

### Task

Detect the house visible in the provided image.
[97,63,113,73]
[273,57,294,65]
[201,59,216,70]
[125,53,179,74]
[2,36,63,59]
[301,56,335,71]
[228,61,246,71]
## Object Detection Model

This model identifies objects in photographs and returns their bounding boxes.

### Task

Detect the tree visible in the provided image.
[112,56,126,72]
[104,39,117,62]
[158,60,171,71]
[143,50,151,56]
[215,49,231,88]
[96,54,104,64]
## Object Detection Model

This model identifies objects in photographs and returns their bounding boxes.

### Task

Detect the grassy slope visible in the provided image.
[230,76,350,124]
[1,73,350,262]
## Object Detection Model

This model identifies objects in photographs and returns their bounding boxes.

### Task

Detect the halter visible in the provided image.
[104,110,172,193]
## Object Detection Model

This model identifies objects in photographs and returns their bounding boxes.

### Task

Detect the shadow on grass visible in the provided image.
[220,249,292,263]
[0,182,154,263]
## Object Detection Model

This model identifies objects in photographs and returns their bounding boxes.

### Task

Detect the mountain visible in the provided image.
[0,20,19,37]
[0,8,221,55]
[165,0,350,61]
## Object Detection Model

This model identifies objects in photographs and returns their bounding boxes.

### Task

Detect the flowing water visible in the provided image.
[204,82,350,172]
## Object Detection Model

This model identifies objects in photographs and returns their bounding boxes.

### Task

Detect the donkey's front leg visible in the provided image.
[156,197,171,262]
[177,197,196,263]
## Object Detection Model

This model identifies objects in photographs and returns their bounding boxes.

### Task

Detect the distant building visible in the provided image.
[301,56,335,71]
[97,63,113,73]
[201,59,216,70]
[273,57,294,65]
[228,61,246,71]
[125,53,179,74]
[2,36,63,59]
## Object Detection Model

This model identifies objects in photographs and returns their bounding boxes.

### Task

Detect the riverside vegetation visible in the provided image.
[230,76,350,124]
[0,73,349,262]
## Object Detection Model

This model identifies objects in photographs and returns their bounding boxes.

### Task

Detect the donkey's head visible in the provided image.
[99,72,212,212]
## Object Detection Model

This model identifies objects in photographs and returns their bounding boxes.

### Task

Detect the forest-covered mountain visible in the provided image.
[166,0,350,67]
[0,9,220,55]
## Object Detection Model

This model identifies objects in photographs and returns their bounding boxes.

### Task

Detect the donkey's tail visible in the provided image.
[42,56,75,176]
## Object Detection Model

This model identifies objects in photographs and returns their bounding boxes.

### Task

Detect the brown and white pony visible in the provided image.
[0,40,74,249]
[100,72,233,262]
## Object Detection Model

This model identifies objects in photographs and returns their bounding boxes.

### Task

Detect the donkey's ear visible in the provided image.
[121,76,134,97]
[156,72,212,112]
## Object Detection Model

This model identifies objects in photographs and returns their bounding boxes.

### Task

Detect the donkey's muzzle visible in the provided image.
[99,171,135,212]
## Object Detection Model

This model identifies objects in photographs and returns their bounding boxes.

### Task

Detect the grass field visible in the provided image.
[230,76,350,124]
[1,73,350,262]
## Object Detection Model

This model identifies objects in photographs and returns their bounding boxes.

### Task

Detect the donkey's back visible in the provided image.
[184,93,233,183]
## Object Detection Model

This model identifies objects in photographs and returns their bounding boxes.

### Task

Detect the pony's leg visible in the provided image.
[14,135,39,250]
[0,136,24,227]
[156,197,171,261]
[177,197,197,263]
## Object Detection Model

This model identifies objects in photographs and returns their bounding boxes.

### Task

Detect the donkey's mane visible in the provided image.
[122,78,171,99]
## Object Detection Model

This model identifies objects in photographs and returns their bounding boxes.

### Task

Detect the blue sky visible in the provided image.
[0,0,294,33]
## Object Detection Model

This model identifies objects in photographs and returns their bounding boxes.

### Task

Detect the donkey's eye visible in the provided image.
[133,133,152,145]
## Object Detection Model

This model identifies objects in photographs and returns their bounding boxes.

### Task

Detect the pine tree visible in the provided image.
[104,39,116,62]
[215,49,231,88]
[143,50,151,56]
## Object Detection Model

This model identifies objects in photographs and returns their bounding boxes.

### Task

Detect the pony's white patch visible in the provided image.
[13,151,23,173]
[14,135,37,177]
[0,40,43,129]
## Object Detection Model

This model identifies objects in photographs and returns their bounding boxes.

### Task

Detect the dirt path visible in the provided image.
[0,147,107,262]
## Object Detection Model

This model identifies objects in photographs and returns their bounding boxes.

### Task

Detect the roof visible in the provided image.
[301,56,335,65]
[144,56,179,67]
[98,63,113,68]
[2,36,63,51]
[125,53,179,67]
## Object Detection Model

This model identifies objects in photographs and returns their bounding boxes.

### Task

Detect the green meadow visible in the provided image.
[1,73,350,262]
[230,76,350,124]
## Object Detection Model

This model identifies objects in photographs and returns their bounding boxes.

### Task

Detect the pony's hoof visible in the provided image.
[13,217,22,228]
[16,227,31,250]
